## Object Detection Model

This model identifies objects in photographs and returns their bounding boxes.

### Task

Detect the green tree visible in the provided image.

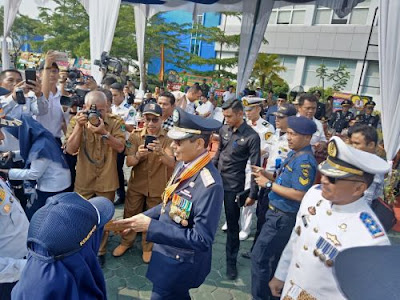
[328,65,350,91]
[316,64,328,92]
[251,53,286,90]
[110,4,136,62]
[34,0,89,57]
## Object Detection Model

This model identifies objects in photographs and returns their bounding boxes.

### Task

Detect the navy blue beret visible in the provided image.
[287,116,317,135]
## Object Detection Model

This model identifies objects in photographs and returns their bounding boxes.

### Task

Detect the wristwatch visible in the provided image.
[265,181,273,190]
[101,132,110,140]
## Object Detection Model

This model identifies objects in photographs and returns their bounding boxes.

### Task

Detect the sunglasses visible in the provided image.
[144,117,160,123]
[326,176,365,184]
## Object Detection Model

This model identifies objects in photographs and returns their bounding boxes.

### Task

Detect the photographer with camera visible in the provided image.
[0,69,47,119]
[65,90,125,265]
[36,51,66,145]
[112,103,175,262]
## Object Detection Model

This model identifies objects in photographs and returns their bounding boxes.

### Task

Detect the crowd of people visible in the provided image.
[0,49,398,300]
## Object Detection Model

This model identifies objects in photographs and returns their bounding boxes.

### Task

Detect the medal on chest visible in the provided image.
[169,193,193,227]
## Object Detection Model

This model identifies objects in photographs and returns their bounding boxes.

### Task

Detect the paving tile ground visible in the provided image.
[104,204,400,299]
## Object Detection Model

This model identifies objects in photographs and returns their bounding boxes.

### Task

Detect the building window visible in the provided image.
[269,5,306,25]
[190,14,204,55]
[314,0,371,25]
[302,58,357,92]
[361,61,380,95]
[279,55,297,84]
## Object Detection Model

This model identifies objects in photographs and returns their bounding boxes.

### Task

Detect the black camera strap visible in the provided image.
[83,128,106,166]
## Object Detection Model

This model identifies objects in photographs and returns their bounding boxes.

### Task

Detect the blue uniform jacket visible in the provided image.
[143,160,224,290]
[269,145,317,213]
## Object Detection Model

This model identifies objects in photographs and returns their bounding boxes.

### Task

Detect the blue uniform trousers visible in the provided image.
[251,209,296,300]
[151,285,191,300]
[252,189,270,250]
[224,190,241,266]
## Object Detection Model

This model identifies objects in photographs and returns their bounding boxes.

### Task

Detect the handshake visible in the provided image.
[104,213,152,233]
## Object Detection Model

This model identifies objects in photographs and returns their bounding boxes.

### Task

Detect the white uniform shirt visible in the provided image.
[265,129,290,173]
[111,99,137,126]
[0,94,48,119]
[311,117,327,146]
[222,91,235,102]
[184,98,196,115]
[244,117,274,189]
[36,89,64,138]
[196,101,214,119]
[8,158,71,192]
[0,179,29,283]
[275,185,390,300]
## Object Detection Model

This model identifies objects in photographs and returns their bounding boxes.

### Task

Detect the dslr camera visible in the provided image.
[60,68,90,107]
[85,104,101,127]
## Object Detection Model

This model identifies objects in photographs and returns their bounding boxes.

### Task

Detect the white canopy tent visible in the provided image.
[2,0,400,162]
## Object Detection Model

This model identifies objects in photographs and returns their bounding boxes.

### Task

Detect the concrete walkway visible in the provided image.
[104,204,400,300]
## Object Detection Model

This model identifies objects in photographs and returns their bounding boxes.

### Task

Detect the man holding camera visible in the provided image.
[0,69,46,119]
[37,51,66,144]
[113,103,175,262]
[65,90,125,265]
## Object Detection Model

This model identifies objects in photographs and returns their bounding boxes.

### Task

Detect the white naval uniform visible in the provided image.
[275,185,390,300]
[240,118,275,237]
[111,100,137,127]
[264,129,290,173]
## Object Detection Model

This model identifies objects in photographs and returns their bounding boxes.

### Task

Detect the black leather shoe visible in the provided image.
[98,255,106,267]
[226,264,238,280]
[241,251,251,259]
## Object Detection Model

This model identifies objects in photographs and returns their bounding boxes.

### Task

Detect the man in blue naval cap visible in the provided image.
[251,116,318,300]
[269,136,390,299]
[114,108,224,299]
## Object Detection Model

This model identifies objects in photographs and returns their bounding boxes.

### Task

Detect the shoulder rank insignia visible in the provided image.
[201,168,215,187]
[360,212,385,238]
[300,164,311,168]
[124,103,130,108]
[262,121,268,126]
[264,132,273,140]
[0,187,5,205]
[299,177,309,186]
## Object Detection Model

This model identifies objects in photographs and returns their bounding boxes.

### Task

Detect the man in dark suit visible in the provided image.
[114,108,223,299]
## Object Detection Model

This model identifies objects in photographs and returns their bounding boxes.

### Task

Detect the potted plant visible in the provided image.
[383,169,400,232]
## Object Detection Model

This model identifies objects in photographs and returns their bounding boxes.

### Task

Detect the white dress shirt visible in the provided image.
[8,158,71,192]
[111,99,137,126]
[0,93,48,119]
[196,101,214,119]
[36,89,64,138]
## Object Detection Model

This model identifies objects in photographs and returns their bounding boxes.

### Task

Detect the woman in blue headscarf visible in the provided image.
[11,193,114,300]
[0,115,71,219]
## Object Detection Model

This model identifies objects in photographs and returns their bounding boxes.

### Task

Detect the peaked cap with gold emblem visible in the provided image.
[318,136,390,178]
[242,96,265,111]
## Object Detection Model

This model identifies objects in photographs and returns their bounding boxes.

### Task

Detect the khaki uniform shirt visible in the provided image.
[126,128,173,198]
[66,114,125,193]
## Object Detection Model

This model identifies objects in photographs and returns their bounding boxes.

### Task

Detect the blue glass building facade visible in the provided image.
[147,11,221,75]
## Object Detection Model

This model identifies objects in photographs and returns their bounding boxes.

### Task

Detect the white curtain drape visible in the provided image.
[2,0,22,70]
[79,0,121,84]
[378,0,400,162]
[134,4,148,94]
[236,0,273,95]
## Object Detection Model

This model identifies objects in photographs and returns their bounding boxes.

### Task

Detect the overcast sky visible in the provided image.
[0,0,57,18]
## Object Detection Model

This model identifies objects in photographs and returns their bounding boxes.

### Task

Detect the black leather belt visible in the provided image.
[269,204,296,215]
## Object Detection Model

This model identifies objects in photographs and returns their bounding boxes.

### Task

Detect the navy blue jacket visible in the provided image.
[143,160,223,290]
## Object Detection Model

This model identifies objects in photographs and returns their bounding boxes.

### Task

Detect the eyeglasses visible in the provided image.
[144,117,160,123]
[326,176,365,184]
